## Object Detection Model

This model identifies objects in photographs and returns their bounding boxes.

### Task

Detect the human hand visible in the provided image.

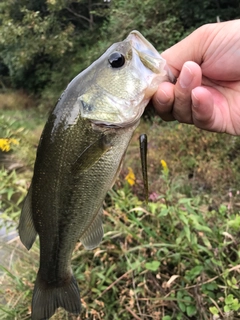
[153,19,240,135]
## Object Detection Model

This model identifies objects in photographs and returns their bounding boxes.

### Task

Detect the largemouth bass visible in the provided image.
[19,31,173,320]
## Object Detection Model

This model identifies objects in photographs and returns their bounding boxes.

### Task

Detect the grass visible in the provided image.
[0,94,240,319]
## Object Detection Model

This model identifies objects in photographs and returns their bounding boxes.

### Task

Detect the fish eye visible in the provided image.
[108,52,125,68]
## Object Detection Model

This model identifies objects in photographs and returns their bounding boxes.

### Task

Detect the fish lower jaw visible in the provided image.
[90,115,142,129]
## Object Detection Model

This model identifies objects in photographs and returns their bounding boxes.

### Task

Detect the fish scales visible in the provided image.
[18,30,173,319]
[33,115,137,276]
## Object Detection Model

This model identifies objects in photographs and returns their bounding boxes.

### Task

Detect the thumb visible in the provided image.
[191,86,225,133]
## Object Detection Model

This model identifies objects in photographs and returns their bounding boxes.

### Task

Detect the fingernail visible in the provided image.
[156,89,170,105]
[179,64,194,88]
[192,89,200,108]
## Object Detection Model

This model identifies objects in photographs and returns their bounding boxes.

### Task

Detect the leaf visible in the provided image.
[178,301,186,312]
[209,306,219,315]
[184,295,192,303]
[224,305,231,313]
[129,261,141,271]
[159,207,169,217]
[232,302,240,311]
[225,294,234,305]
[205,283,218,291]
[178,212,189,225]
[186,265,204,280]
[148,202,158,215]
[200,234,212,249]
[186,305,197,317]
[0,305,16,316]
[194,223,212,233]
[145,261,160,271]
[183,225,191,242]
[228,214,240,230]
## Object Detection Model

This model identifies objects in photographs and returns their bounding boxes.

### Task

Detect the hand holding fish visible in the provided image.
[153,19,240,135]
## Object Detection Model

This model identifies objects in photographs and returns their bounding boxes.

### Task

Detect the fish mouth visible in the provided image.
[127,30,175,82]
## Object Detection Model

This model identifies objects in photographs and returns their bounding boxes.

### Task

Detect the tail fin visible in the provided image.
[31,273,81,320]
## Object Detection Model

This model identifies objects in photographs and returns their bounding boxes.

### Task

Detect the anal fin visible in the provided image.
[18,184,37,250]
[80,208,104,250]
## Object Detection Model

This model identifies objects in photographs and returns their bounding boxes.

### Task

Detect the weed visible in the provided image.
[0,109,240,319]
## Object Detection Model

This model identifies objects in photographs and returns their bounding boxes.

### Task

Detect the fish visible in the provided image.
[18,30,173,320]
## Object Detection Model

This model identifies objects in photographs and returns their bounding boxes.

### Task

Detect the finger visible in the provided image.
[191,87,223,132]
[152,82,175,121]
[172,61,202,124]
[152,61,202,123]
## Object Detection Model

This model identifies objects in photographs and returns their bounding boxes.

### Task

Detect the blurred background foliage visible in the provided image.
[1,1,240,319]
[0,0,239,102]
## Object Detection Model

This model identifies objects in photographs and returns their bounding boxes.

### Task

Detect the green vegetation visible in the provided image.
[0,108,240,319]
[1,0,240,319]
[1,0,239,101]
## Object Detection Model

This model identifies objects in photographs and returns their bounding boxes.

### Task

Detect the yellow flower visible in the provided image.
[9,138,19,145]
[160,159,169,175]
[0,139,10,152]
[125,167,135,186]
[160,159,168,169]
[0,138,19,152]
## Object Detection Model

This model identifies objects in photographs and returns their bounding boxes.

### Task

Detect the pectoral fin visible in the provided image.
[18,184,37,250]
[72,134,112,173]
[80,208,104,250]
